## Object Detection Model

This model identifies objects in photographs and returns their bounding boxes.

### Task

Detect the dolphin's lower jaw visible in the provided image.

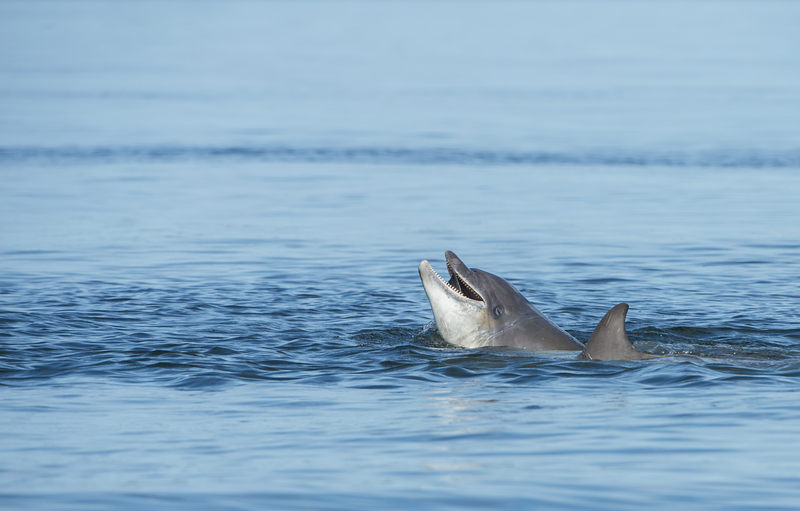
[419,257,485,304]
[418,260,492,347]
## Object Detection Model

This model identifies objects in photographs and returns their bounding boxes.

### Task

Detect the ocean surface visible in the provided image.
[2,1,800,509]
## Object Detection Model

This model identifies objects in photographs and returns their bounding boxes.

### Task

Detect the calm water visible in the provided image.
[2,1,800,509]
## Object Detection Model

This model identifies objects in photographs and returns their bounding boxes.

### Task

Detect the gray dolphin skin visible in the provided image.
[418,251,654,361]
[578,303,657,361]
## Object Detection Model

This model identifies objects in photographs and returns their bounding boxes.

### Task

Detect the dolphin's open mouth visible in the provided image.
[429,257,484,303]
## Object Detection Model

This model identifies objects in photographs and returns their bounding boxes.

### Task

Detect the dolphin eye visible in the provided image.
[492,306,504,318]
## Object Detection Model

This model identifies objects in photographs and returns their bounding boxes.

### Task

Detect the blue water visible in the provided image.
[2,1,800,509]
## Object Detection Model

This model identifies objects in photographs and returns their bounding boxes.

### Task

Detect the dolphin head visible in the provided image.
[418,251,561,348]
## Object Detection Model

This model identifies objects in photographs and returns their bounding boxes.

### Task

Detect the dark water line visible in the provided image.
[2,145,800,168]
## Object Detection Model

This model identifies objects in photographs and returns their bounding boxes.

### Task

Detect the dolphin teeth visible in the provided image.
[456,273,479,299]
[432,267,461,296]
[433,260,483,302]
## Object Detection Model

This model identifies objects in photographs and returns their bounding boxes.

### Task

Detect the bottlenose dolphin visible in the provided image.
[418,251,655,361]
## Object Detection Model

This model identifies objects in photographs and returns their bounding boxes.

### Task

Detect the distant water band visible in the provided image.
[2,145,800,168]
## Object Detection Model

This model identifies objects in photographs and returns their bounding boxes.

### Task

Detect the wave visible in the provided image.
[2,145,800,168]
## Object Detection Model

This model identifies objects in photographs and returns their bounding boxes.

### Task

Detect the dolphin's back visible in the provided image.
[490,312,584,351]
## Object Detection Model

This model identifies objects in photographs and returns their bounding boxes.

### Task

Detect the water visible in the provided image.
[2,1,800,509]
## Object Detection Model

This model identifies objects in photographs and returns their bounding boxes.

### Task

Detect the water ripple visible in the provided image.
[3,145,800,168]
[3,308,798,389]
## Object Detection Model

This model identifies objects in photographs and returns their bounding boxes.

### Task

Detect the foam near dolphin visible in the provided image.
[418,251,656,361]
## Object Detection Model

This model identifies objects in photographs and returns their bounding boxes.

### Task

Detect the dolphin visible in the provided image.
[418,251,656,361]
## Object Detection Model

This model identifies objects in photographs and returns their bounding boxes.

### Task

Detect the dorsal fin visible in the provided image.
[579,303,655,361]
